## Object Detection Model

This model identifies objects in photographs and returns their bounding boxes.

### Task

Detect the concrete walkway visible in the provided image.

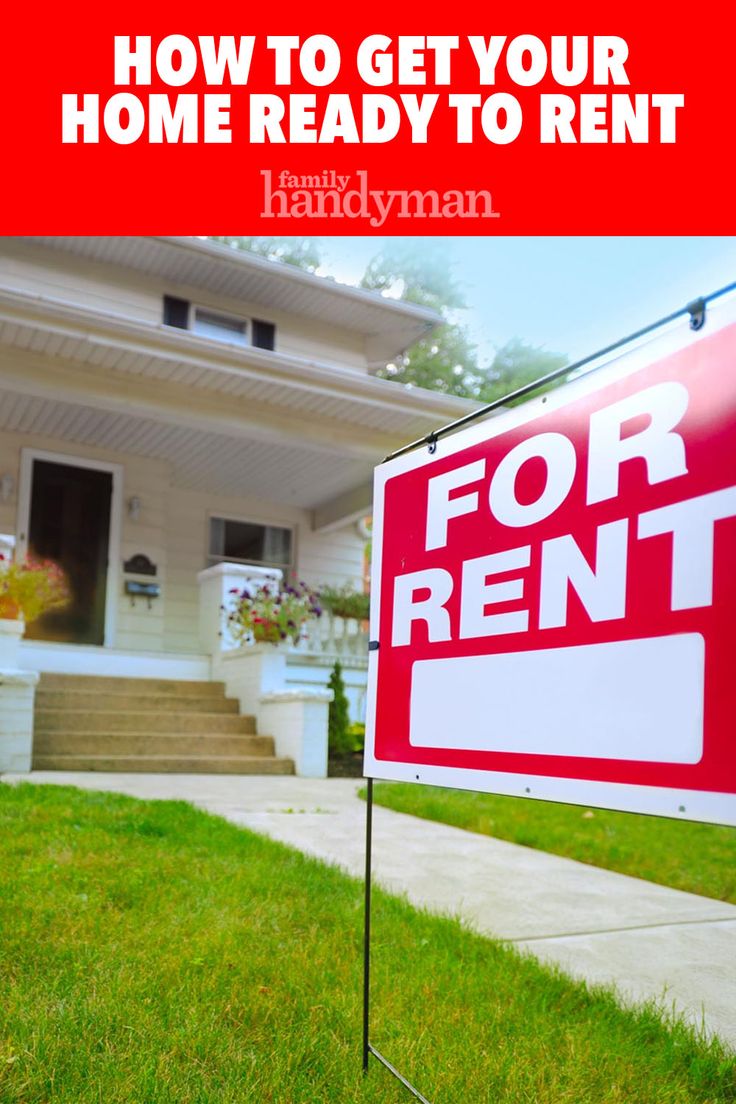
[5,771,736,1049]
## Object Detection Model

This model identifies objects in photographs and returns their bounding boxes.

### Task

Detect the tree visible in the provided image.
[360,242,484,397]
[327,661,352,758]
[478,338,569,405]
[210,237,323,273]
[360,241,568,402]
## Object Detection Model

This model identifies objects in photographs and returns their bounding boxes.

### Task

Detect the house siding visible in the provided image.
[0,240,370,372]
[0,427,365,656]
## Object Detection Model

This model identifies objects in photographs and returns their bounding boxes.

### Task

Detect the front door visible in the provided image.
[25,459,113,645]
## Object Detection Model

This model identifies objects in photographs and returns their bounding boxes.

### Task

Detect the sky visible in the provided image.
[314,236,736,366]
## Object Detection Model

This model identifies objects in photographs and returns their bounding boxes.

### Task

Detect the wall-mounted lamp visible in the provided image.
[0,473,15,503]
[127,495,142,522]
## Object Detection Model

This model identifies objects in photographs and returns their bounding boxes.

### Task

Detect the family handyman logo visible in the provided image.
[261,169,500,225]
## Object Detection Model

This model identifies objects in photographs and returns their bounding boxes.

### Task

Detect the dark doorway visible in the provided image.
[25,459,113,645]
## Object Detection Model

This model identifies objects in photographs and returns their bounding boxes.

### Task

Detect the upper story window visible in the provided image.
[163,295,276,351]
[192,308,248,346]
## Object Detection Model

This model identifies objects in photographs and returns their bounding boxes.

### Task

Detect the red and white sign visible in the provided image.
[364,295,736,826]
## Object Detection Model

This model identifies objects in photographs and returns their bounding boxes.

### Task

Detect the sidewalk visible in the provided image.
[5,771,736,1049]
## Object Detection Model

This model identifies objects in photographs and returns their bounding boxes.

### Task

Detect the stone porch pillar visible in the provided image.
[197,564,331,778]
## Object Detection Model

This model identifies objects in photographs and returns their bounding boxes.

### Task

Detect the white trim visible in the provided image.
[191,304,251,347]
[16,448,123,648]
[361,752,736,828]
[19,641,210,681]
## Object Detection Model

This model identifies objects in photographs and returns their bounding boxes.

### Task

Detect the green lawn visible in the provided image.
[367,783,736,903]
[1,783,734,1104]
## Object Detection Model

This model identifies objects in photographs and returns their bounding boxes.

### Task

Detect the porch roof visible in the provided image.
[19,237,442,367]
[0,285,479,528]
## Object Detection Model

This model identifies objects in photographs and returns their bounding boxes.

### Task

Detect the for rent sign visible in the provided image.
[364,296,736,826]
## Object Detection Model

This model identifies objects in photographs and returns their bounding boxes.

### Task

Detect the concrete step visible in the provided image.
[31,672,291,778]
[37,674,225,697]
[30,753,295,775]
[35,689,240,714]
[32,732,276,758]
[34,710,257,735]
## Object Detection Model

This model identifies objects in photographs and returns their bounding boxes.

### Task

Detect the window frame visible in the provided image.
[162,295,276,351]
[191,306,249,347]
[205,512,296,579]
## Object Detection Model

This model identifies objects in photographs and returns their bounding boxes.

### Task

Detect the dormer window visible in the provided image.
[192,308,248,346]
[163,295,276,351]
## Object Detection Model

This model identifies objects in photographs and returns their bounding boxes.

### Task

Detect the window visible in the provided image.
[163,295,276,350]
[193,308,248,346]
[208,517,293,578]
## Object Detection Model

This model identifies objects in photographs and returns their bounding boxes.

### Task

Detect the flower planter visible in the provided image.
[0,617,25,668]
[253,622,286,645]
[0,597,21,620]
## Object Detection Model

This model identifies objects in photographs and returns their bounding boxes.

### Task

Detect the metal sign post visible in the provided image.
[362,777,434,1104]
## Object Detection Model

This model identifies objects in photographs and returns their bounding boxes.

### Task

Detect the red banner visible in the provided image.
[1,0,735,233]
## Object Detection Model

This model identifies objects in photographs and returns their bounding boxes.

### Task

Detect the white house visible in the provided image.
[0,236,476,776]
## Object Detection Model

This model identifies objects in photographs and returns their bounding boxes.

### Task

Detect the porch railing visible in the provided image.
[294,612,369,665]
[198,563,369,668]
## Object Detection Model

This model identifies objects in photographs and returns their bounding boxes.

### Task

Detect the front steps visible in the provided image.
[32,673,294,775]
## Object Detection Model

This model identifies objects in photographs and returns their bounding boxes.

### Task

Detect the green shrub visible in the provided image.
[319,583,370,621]
[348,721,365,754]
[327,661,352,757]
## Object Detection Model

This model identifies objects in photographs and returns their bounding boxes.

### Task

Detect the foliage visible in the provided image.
[211,236,323,272]
[318,583,370,621]
[368,783,736,904]
[347,721,365,754]
[361,240,568,402]
[2,782,735,1103]
[0,555,70,623]
[225,581,321,645]
[478,337,569,404]
[327,660,352,757]
[361,240,467,310]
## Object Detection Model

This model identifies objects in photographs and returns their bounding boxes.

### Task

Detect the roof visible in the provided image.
[0,283,479,516]
[19,236,442,367]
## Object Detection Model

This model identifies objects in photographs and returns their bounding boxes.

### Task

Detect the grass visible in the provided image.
[367,782,736,903]
[0,783,734,1104]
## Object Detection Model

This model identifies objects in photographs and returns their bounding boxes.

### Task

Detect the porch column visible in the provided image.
[196,563,283,655]
[0,609,38,772]
[0,668,39,772]
[196,563,331,777]
[216,645,332,779]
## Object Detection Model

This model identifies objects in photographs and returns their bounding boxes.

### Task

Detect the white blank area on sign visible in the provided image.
[409,634,705,764]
